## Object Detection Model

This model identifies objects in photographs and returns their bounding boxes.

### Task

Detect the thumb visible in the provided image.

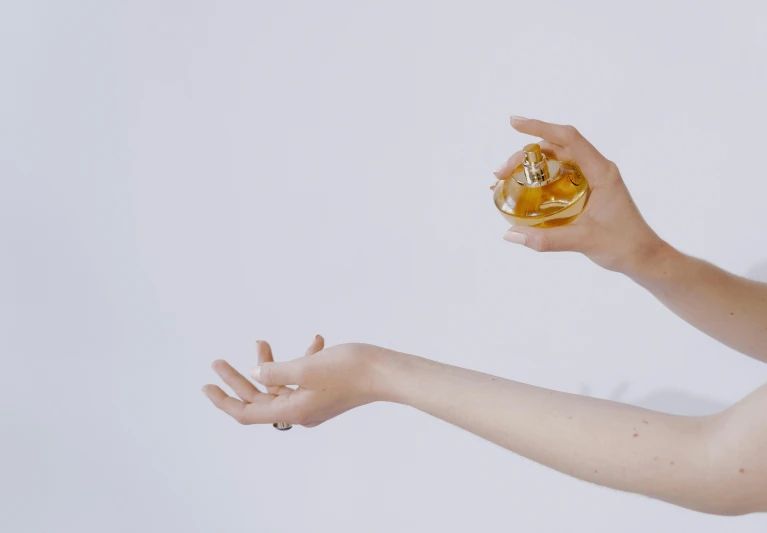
[503,224,588,253]
[251,359,309,387]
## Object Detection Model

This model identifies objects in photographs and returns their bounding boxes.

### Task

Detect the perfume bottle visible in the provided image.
[493,144,589,227]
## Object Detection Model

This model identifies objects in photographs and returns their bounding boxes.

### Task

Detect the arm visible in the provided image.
[203,339,767,515]
[493,117,767,363]
[630,244,767,361]
[380,352,767,516]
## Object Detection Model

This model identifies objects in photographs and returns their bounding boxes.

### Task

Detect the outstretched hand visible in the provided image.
[203,338,388,428]
[493,116,665,275]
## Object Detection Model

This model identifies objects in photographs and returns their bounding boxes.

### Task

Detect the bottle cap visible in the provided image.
[523,144,544,165]
[519,144,550,185]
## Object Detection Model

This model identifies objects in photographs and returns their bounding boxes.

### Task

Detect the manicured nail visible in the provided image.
[504,231,527,245]
[250,366,262,381]
[510,115,528,122]
[201,386,209,396]
[494,161,507,175]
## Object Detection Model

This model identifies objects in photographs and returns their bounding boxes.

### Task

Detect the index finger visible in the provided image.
[509,116,609,178]
[510,116,584,147]
[211,359,261,402]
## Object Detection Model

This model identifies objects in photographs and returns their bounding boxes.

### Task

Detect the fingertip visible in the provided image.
[257,340,274,364]
[503,230,528,246]
[202,384,222,400]
[509,115,529,130]
[250,365,262,382]
[495,151,525,181]
[211,359,227,371]
[493,161,509,178]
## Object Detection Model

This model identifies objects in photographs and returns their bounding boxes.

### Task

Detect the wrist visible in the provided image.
[368,349,424,405]
[622,237,682,288]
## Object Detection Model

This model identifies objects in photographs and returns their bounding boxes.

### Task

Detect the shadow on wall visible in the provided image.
[746,261,767,283]
[579,383,728,416]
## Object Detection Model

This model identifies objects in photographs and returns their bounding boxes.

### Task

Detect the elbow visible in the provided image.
[693,500,758,517]
[652,488,761,516]
[673,477,763,516]
[690,419,767,516]
[648,470,763,515]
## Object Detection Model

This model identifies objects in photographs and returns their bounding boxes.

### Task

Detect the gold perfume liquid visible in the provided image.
[493,144,589,227]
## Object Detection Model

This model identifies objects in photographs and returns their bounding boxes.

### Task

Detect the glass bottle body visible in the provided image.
[493,159,589,228]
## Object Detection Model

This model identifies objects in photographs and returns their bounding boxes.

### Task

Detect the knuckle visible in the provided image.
[563,125,580,140]
[344,342,366,356]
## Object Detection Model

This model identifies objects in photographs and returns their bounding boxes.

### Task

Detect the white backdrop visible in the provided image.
[2,1,767,531]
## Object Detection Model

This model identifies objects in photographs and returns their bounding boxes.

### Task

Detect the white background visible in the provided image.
[2,1,767,531]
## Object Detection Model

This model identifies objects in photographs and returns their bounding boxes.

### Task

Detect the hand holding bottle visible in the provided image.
[493,117,665,275]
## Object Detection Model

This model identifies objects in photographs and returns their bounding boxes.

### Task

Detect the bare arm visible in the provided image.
[204,339,767,516]
[379,352,767,516]
[494,117,767,363]
[629,244,767,362]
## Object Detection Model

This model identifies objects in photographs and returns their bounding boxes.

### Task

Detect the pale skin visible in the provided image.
[203,117,767,516]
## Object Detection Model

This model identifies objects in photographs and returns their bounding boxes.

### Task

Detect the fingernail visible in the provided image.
[504,231,527,245]
[201,386,209,396]
[250,366,262,381]
[490,180,500,190]
[510,115,528,122]
[494,162,507,175]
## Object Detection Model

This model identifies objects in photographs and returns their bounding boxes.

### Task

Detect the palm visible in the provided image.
[203,336,329,427]
[203,337,367,428]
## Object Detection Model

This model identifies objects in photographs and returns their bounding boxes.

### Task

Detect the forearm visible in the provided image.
[627,242,767,362]
[376,352,726,513]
